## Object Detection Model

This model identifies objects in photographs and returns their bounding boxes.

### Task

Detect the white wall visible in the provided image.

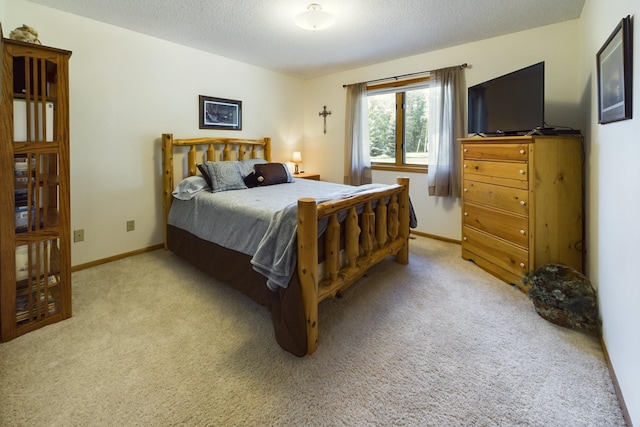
[5,0,305,266]
[303,21,582,241]
[580,0,640,423]
[0,0,5,26]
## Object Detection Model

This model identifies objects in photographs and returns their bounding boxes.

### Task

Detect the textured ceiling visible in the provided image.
[27,0,585,79]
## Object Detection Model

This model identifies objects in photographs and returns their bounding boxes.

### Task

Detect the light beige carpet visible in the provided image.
[0,237,625,426]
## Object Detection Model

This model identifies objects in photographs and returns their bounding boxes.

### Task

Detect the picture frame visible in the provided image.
[199,95,242,130]
[596,15,633,124]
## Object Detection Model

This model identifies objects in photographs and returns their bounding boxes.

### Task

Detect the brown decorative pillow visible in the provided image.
[253,163,293,186]
[197,164,212,188]
[244,172,261,188]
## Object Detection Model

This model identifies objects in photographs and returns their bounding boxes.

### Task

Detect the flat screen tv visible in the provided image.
[468,62,545,135]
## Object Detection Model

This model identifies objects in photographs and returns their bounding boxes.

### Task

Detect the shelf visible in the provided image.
[13,142,61,153]
[14,175,60,188]
[17,302,58,324]
[12,93,58,102]
[14,209,61,235]
[16,270,58,288]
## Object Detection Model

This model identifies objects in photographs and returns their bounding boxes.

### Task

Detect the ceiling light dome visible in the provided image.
[295,4,335,31]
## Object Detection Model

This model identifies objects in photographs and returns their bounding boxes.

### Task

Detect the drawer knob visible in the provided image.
[520,262,525,268]
[520,229,525,235]
[464,164,468,168]
[519,169,525,175]
[464,188,468,193]
[463,148,468,153]
[520,201,526,206]
[463,237,467,241]
[520,149,525,154]
[464,212,468,216]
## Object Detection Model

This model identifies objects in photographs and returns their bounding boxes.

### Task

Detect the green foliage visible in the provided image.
[368,94,395,160]
[404,89,428,154]
[367,87,429,163]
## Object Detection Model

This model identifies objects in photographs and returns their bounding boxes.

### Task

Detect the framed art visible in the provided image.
[199,95,242,130]
[597,15,633,124]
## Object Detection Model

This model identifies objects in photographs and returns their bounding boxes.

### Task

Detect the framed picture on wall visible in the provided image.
[199,95,242,130]
[596,15,633,124]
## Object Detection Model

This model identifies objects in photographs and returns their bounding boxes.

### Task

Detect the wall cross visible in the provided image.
[319,105,332,134]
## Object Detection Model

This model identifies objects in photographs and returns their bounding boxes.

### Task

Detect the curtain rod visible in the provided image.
[342,63,468,88]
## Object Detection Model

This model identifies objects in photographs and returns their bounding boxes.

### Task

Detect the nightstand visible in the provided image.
[294,172,320,181]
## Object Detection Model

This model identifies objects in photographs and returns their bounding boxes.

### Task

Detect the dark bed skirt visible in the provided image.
[167,225,308,356]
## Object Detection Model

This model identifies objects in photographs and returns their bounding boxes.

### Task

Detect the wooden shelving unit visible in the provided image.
[0,34,72,341]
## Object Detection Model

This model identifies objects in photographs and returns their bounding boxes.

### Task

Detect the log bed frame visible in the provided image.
[162,133,410,354]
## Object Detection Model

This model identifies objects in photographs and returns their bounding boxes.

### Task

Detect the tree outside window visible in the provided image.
[368,82,429,170]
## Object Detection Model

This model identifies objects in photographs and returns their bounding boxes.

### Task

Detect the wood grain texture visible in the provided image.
[0,39,72,341]
[460,135,584,287]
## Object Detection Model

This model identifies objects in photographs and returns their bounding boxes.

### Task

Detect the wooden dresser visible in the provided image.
[460,135,583,286]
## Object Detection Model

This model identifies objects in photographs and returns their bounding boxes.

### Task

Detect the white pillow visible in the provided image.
[172,175,210,200]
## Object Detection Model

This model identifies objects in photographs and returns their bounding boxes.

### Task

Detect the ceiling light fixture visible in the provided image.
[294,3,335,31]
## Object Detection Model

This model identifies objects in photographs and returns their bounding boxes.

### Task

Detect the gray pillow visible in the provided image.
[204,161,247,193]
[236,158,268,178]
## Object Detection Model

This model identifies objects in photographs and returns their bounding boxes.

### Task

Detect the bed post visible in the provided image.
[396,177,410,265]
[298,197,319,355]
[263,137,272,162]
[162,133,174,250]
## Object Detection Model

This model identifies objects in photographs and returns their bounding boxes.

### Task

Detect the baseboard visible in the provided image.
[72,233,454,272]
[71,244,164,272]
[601,338,633,426]
[71,234,456,272]
[410,230,460,244]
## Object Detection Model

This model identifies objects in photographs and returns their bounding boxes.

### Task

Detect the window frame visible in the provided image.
[368,76,430,174]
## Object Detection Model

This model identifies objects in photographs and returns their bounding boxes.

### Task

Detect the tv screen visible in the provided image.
[468,62,545,135]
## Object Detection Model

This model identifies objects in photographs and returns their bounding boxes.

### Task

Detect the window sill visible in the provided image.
[371,164,427,174]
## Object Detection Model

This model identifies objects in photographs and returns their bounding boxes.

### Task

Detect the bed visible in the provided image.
[162,133,411,356]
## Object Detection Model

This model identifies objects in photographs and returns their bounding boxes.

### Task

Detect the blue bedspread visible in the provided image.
[168,179,406,290]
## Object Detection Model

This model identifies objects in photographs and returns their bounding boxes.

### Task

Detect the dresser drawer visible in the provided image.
[462,143,528,161]
[463,202,528,247]
[463,180,529,215]
[463,159,528,183]
[462,226,529,277]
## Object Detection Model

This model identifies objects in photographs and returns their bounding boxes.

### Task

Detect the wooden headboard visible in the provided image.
[161,133,272,247]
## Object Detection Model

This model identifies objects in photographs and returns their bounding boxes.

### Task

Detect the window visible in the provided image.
[368,78,429,171]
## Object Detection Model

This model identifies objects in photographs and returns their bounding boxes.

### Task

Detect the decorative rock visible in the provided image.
[522,264,600,335]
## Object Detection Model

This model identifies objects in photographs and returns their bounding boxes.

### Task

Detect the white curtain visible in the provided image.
[427,66,466,197]
[344,82,372,186]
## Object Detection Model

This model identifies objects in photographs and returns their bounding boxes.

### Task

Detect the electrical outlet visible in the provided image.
[74,229,84,242]
[126,220,135,232]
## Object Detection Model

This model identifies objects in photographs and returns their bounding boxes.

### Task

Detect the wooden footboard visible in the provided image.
[162,133,410,355]
[297,178,410,354]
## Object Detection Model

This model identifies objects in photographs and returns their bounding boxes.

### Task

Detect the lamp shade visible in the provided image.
[294,4,335,31]
[292,151,302,163]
